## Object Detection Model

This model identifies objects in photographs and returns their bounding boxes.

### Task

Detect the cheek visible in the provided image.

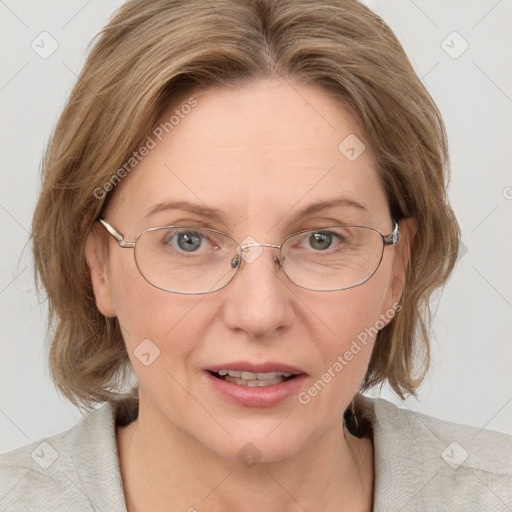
[313,268,391,348]
[107,254,203,364]
[303,263,395,397]
[313,289,383,373]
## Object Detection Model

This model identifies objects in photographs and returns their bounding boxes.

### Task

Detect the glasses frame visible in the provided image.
[97,217,400,294]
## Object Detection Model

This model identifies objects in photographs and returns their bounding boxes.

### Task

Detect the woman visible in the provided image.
[1,0,510,510]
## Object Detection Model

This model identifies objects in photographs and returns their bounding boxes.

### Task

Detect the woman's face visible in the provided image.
[89,78,404,461]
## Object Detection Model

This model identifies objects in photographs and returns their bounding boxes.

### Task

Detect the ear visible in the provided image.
[84,226,117,317]
[389,217,418,305]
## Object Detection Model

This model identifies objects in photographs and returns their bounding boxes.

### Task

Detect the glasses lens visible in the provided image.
[281,226,384,291]
[133,225,386,294]
[134,227,239,293]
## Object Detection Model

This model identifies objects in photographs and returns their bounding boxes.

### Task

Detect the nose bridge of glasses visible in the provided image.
[235,240,282,267]
[240,242,280,250]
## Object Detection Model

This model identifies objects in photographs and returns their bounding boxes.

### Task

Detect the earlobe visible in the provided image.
[84,228,117,317]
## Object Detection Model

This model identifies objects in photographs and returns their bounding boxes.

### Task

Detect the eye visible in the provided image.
[307,231,336,250]
[167,230,206,252]
[301,230,348,251]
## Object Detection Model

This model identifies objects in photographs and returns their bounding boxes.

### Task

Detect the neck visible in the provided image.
[117,401,374,512]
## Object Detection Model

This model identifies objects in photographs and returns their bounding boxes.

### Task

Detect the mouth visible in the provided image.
[208,369,297,387]
[204,362,307,407]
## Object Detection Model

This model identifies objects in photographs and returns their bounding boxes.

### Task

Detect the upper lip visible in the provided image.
[206,361,306,375]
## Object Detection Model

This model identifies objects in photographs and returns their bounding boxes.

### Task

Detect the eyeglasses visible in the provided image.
[98,218,400,294]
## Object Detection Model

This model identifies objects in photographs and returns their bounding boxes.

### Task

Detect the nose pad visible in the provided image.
[273,253,282,268]
[230,254,241,269]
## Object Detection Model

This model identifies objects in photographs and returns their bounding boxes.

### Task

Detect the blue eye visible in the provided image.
[179,232,203,252]
[169,231,205,252]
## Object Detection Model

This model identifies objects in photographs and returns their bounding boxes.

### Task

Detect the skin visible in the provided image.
[85,78,412,511]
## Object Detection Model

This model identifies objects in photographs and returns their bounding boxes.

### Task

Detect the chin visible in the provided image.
[211,435,303,465]
[192,417,320,466]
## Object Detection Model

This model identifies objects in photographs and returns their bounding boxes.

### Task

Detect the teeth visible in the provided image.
[257,371,292,379]
[214,369,295,387]
[217,370,293,380]
[224,376,285,387]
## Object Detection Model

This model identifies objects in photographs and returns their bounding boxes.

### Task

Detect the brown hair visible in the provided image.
[31,0,460,410]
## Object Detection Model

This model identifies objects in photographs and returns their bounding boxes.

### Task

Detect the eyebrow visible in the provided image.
[143,197,367,225]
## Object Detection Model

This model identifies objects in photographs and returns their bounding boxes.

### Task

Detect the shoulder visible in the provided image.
[0,402,127,512]
[362,396,512,511]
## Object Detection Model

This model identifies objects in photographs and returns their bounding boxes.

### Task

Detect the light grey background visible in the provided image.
[1,0,511,454]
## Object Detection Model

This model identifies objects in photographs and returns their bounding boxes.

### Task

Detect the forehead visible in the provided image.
[106,79,390,235]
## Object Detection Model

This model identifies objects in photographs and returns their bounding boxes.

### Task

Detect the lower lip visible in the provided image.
[205,371,308,408]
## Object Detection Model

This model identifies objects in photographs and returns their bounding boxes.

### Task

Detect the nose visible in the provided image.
[221,244,294,339]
